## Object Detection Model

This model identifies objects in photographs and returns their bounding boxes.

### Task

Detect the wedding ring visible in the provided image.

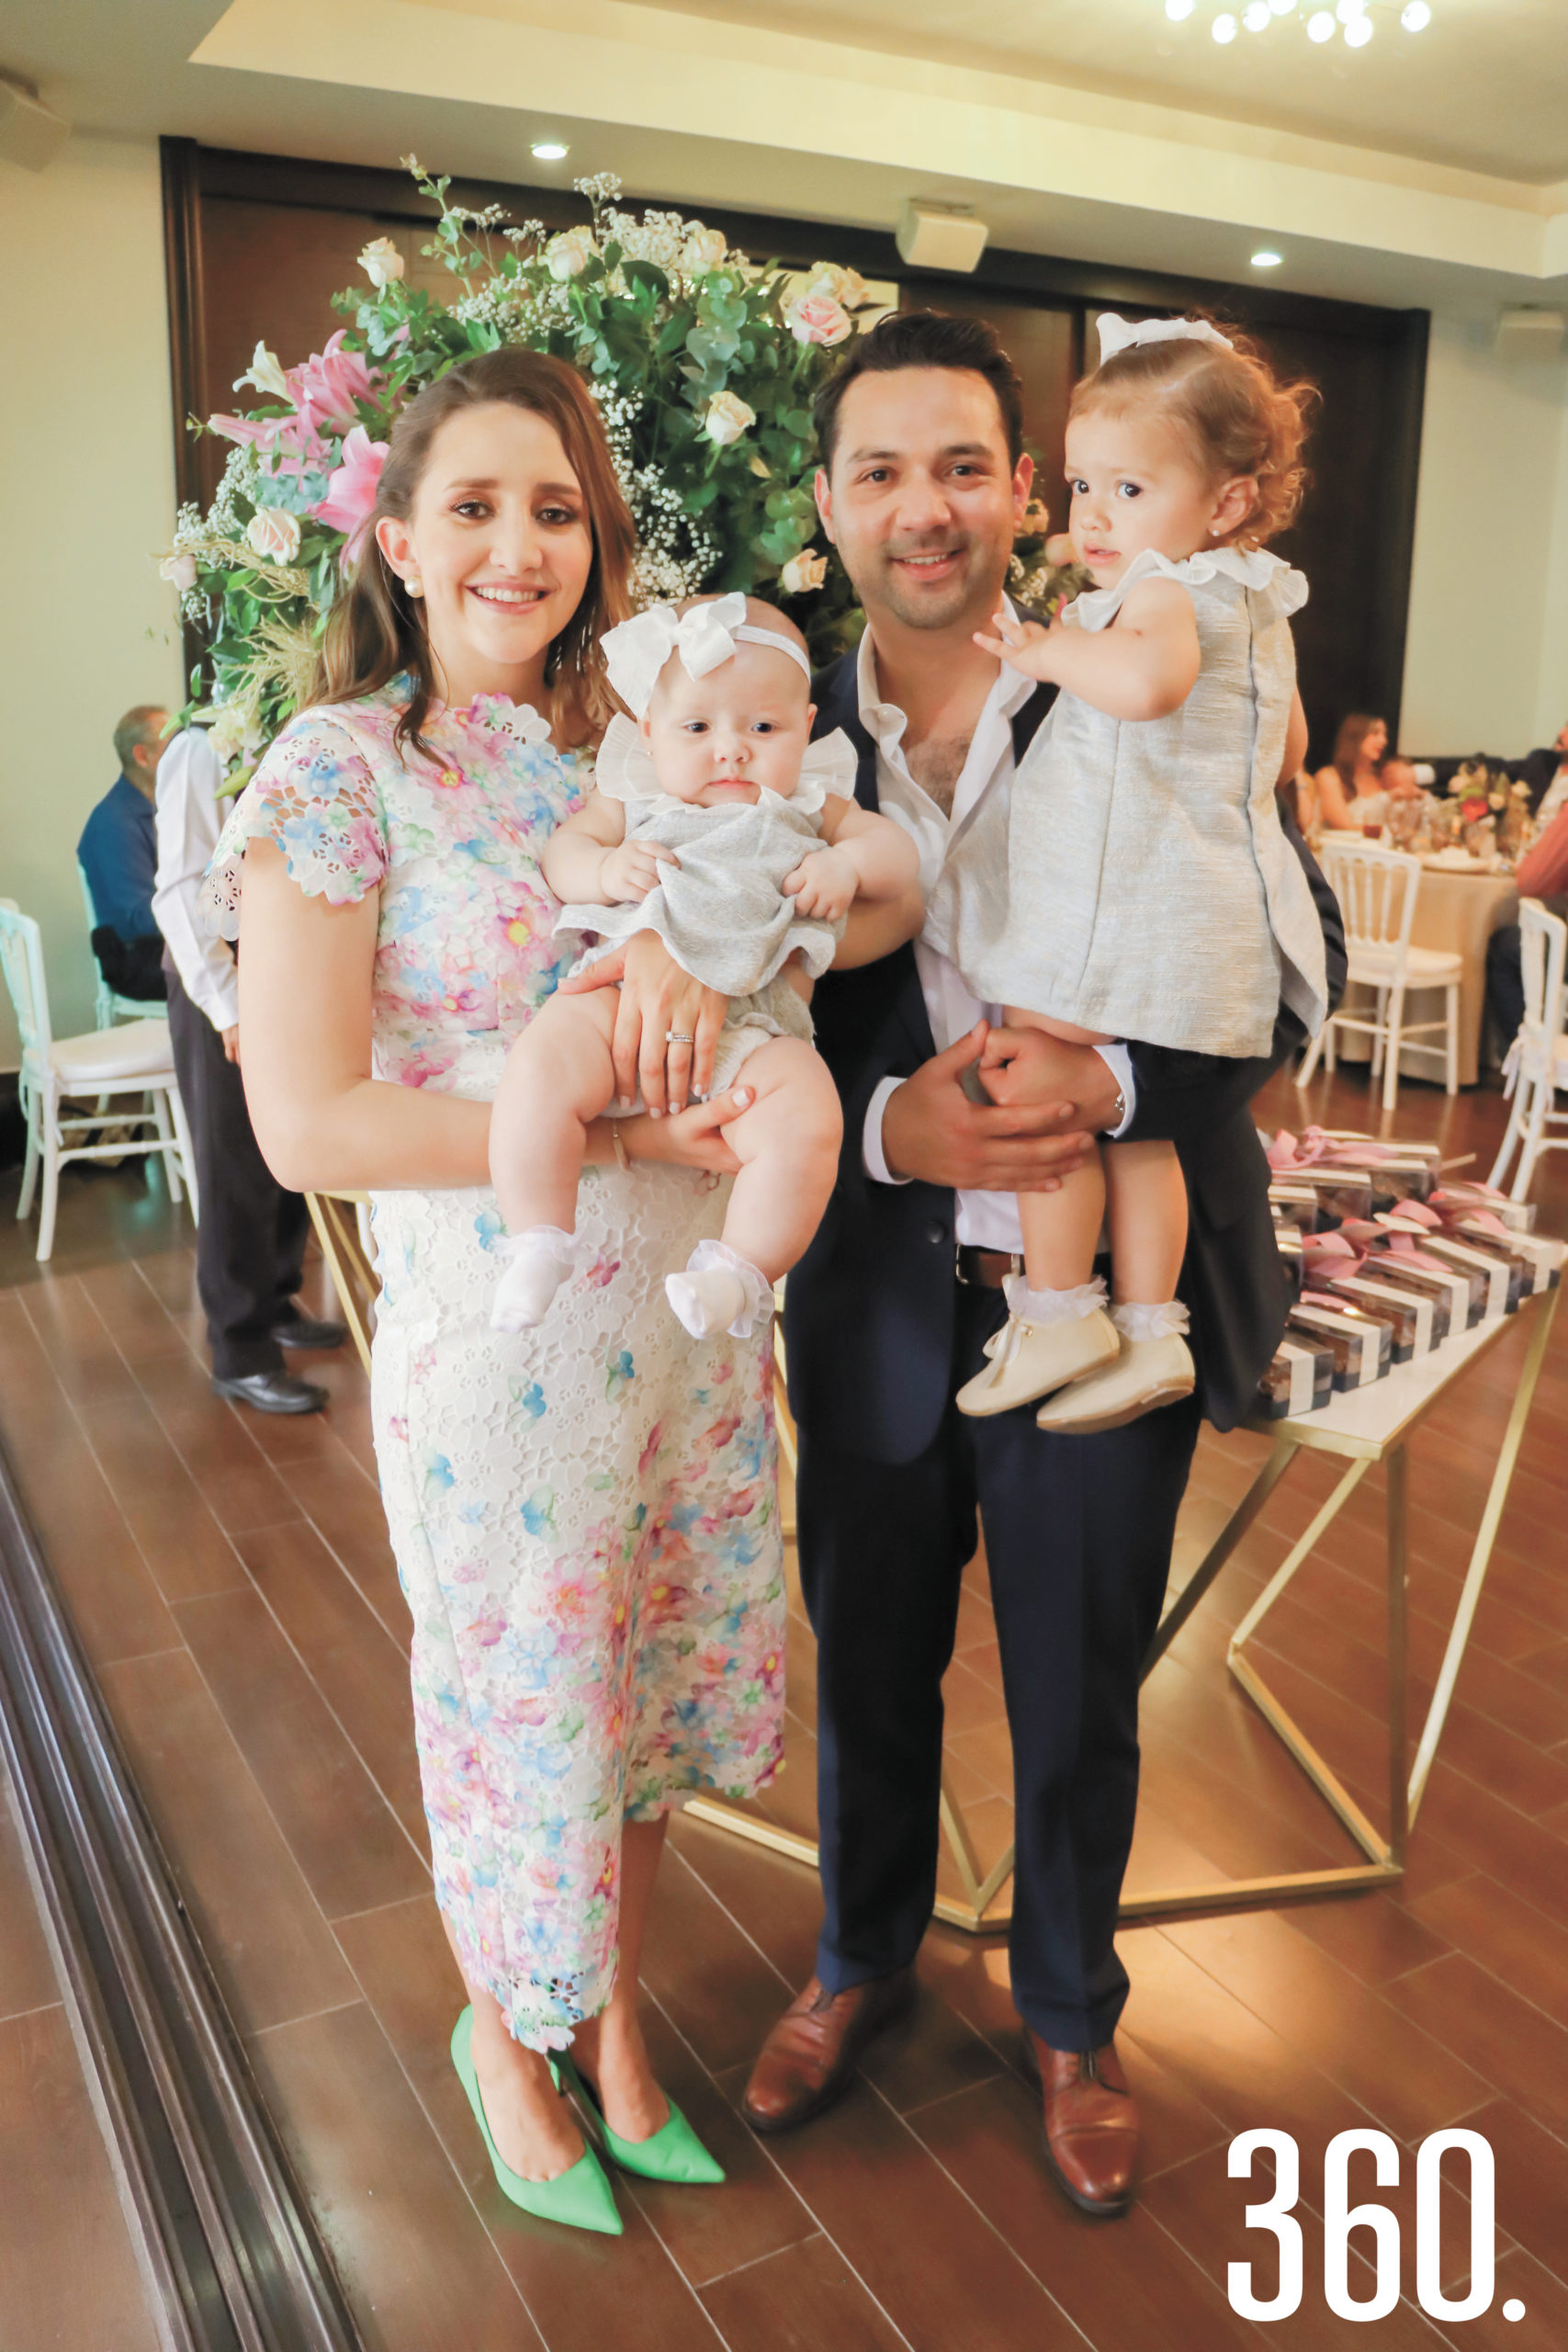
[665,1029,694,1046]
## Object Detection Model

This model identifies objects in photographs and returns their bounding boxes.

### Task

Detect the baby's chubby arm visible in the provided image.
[784,797,920,923]
[539,791,681,907]
[976,577,1201,722]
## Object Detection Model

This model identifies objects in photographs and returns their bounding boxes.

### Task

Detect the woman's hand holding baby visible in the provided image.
[599,839,678,903]
[784,846,860,923]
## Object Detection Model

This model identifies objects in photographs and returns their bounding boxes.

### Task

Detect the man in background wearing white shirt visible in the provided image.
[153,728,343,1413]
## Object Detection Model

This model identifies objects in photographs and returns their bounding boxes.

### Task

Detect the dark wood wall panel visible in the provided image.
[162,141,1427,763]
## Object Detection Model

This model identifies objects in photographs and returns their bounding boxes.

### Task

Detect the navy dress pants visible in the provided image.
[795,1276,1201,2052]
[164,967,310,1382]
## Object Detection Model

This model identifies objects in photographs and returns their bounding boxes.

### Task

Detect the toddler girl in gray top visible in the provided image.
[489,593,918,1342]
[929,315,1327,1433]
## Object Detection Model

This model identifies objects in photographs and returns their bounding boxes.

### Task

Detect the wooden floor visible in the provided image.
[1,1064,1565,2352]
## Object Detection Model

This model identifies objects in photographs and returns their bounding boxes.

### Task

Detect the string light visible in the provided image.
[1161,0,1432,40]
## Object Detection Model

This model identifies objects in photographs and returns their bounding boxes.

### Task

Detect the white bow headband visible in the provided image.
[1096,313,1235,367]
[603,592,811,718]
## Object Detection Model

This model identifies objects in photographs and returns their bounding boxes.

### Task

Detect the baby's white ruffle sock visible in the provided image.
[491,1225,591,1332]
[1110,1298,1190,1341]
[665,1238,774,1340]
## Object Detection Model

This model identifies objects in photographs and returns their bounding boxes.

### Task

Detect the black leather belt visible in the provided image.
[955,1245,1018,1291]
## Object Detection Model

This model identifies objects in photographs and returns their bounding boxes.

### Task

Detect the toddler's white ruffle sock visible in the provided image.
[665,1238,774,1340]
[491,1225,590,1332]
[1110,1298,1190,1341]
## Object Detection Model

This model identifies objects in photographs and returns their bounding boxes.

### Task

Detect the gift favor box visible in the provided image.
[1453,1220,1562,1295]
[1376,1218,1489,1326]
[1419,1236,1517,1318]
[1289,1299,1393,1389]
[1359,1254,1456,1345]
[1430,1183,1538,1234]
[1323,1273,1438,1363]
[1269,1182,1322,1234]
[1258,1332,1336,1419]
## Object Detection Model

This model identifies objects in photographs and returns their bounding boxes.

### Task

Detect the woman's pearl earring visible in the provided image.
[406,577,423,597]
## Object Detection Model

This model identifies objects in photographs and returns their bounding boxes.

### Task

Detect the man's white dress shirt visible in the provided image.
[152,728,240,1033]
[852,622,1134,1253]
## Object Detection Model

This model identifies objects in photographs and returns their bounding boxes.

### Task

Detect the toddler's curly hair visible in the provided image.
[1070,321,1319,547]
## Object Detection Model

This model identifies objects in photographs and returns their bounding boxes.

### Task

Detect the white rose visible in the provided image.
[358,236,405,289]
[704,390,756,447]
[208,705,250,764]
[681,225,728,274]
[805,262,868,310]
[244,506,302,564]
[160,551,198,594]
[232,340,290,401]
[546,225,598,281]
[780,549,829,596]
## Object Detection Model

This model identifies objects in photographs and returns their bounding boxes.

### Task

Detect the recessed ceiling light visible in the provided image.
[1213,11,1238,40]
[1252,249,1284,268]
[1335,0,1365,18]
[1243,2,1271,28]
[531,140,570,161]
[1165,0,1195,17]
[1344,12,1374,41]
[1400,0,1431,24]
[1306,8,1335,37]
[1269,0,1299,14]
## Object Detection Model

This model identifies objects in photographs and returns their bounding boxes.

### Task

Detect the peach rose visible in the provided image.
[705,390,756,446]
[160,551,198,594]
[546,225,598,281]
[785,291,852,347]
[244,506,302,564]
[357,236,404,288]
[780,549,829,595]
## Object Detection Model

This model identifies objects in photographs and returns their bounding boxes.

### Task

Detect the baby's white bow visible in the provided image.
[603,594,743,716]
[603,593,812,716]
[1096,313,1235,365]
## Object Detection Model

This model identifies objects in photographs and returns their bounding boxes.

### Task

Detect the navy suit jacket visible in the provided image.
[783,651,1348,1459]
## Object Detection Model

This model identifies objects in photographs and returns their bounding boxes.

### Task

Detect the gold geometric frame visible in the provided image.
[689,1285,1562,1932]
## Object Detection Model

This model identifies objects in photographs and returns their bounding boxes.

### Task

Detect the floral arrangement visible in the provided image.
[162,161,1083,780]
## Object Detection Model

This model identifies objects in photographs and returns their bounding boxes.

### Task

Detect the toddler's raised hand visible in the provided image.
[600,839,678,903]
[785,846,858,923]
[974,607,1055,681]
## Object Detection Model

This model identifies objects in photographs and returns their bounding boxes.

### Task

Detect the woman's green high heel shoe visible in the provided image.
[450,2008,623,2234]
[558,2052,725,2186]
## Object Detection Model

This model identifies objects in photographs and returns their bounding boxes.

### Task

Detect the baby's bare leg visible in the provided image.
[489,989,619,1235]
[718,1038,843,1282]
[662,1038,842,1343]
[1103,1139,1188,1306]
[1004,1006,1111,1295]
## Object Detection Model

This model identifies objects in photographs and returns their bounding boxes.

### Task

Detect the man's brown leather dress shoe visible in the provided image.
[1022,2030,1140,2217]
[742,1968,915,2134]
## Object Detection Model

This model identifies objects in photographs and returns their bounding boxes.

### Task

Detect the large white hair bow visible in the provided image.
[603,591,812,717]
[1096,313,1235,367]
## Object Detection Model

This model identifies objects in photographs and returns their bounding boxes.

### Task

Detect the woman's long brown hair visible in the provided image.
[1331,712,1387,790]
[307,348,635,761]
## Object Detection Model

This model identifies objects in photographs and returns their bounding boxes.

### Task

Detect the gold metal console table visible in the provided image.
[687,1275,1562,1932]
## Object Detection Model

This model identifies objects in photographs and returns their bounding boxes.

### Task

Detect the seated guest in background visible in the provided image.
[1484,797,1568,1053]
[152,725,344,1414]
[1365,756,1435,841]
[1314,710,1388,831]
[79,703,172,1001]
[1511,719,1568,820]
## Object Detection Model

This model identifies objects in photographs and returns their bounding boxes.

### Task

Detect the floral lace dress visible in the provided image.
[205,681,784,2050]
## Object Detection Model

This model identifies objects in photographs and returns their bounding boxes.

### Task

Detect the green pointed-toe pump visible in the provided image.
[451,2008,623,2234]
[558,2052,726,2186]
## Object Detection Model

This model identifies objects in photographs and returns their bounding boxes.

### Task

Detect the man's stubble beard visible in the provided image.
[864,534,1011,639]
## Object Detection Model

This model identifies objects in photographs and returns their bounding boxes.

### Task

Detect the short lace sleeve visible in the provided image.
[201,713,389,940]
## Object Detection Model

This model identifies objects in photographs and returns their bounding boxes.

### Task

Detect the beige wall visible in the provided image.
[1400,312,1568,762]
[0,132,183,1063]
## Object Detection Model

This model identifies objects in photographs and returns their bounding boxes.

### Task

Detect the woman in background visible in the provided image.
[1315,710,1388,831]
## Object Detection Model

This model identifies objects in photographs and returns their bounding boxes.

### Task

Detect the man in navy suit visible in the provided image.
[741,312,1345,2215]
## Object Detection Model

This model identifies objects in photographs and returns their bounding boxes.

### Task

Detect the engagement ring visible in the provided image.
[665,1029,694,1046]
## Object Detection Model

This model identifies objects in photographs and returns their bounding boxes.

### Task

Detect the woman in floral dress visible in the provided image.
[209,351,854,2230]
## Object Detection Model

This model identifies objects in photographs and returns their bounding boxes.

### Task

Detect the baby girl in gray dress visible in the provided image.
[488,594,918,1342]
[928,315,1327,1434]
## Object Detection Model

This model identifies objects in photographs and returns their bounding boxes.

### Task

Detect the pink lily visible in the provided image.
[312,426,389,556]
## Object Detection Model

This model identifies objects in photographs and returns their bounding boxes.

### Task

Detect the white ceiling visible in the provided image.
[660,0,1568,187]
[6,0,1567,321]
